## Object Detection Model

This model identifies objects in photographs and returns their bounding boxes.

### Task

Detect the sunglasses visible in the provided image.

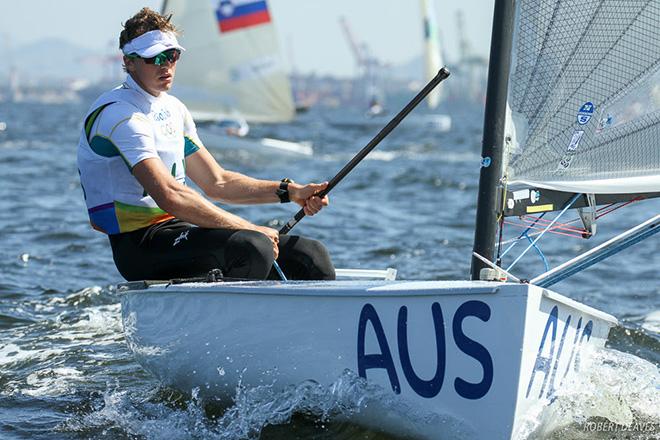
[128,49,181,66]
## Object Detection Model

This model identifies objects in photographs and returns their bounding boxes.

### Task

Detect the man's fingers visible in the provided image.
[311,196,326,210]
[313,182,328,195]
[302,195,327,216]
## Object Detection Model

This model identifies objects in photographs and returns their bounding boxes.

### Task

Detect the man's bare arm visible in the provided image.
[185,146,330,214]
[185,146,280,204]
[133,157,258,229]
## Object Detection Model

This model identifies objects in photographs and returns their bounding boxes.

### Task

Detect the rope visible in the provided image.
[505,193,581,272]
[501,198,643,243]
[496,195,644,272]
[522,230,550,271]
[595,196,644,219]
[500,213,547,259]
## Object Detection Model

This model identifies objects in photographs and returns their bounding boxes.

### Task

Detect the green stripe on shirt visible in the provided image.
[184,136,201,156]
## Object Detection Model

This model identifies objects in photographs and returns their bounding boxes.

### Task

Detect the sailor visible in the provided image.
[77,8,335,281]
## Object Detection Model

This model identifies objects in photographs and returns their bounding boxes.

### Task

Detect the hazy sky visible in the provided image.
[0,0,494,77]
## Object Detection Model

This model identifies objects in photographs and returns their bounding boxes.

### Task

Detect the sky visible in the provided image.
[0,0,494,78]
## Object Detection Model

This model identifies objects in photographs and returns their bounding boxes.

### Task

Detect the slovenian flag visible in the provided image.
[215,0,272,33]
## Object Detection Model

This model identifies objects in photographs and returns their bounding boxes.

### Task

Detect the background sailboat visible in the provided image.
[417,0,452,131]
[162,0,312,156]
[327,3,452,132]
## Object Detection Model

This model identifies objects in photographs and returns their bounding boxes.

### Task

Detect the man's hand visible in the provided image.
[254,225,280,259]
[290,181,330,216]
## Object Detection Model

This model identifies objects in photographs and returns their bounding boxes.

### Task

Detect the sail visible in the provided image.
[162,0,295,123]
[420,0,443,109]
[503,0,660,194]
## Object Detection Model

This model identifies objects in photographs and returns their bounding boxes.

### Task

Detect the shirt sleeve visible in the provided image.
[180,101,204,156]
[92,102,159,169]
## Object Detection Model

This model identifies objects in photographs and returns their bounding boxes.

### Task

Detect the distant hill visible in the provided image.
[0,37,429,85]
[0,38,118,85]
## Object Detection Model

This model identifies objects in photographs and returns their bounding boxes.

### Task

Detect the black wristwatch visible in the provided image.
[276,178,294,203]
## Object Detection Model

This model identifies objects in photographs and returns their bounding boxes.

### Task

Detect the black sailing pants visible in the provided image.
[109,219,335,281]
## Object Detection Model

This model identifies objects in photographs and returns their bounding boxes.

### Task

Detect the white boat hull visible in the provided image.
[120,280,616,439]
[325,113,452,133]
[198,126,313,157]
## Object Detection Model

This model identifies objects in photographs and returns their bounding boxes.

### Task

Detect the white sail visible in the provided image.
[503,1,660,195]
[163,0,295,123]
[420,0,443,109]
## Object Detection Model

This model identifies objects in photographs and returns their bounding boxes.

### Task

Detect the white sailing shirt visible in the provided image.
[77,75,202,234]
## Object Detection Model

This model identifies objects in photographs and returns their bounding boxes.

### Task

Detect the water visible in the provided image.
[0,99,658,439]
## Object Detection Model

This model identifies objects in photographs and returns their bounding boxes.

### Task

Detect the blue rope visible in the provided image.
[273,261,288,281]
[500,212,547,259]
[506,193,581,272]
[522,231,550,271]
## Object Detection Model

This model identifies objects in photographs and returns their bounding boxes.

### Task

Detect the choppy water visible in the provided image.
[0,98,658,439]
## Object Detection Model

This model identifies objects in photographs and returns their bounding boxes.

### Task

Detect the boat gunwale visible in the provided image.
[118,279,511,298]
[118,280,618,324]
[540,289,618,325]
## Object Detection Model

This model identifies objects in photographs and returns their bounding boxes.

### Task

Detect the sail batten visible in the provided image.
[504,0,660,195]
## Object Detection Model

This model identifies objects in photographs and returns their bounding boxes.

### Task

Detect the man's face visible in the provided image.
[125,50,178,97]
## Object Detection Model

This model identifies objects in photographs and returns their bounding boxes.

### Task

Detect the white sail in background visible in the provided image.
[163,0,295,123]
[503,1,660,194]
[420,0,444,109]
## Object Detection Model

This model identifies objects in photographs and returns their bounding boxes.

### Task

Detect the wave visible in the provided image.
[517,347,660,439]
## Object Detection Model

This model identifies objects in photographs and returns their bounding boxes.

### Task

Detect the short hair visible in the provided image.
[119,7,179,50]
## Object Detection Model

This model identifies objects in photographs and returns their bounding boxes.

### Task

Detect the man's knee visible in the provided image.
[309,239,336,280]
[295,237,335,280]
[226,230,274,277]
[231,230,272,251]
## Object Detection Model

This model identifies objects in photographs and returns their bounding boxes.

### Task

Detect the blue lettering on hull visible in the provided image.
[453,301,494,400]
[357,301,494,400]
[526,306,594,400]
[357,304,401,393]
[398,303,446,398]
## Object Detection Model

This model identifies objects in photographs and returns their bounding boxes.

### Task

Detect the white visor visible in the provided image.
[122,30,185,58]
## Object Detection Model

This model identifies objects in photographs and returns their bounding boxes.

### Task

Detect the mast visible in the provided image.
[470,0,516,280]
